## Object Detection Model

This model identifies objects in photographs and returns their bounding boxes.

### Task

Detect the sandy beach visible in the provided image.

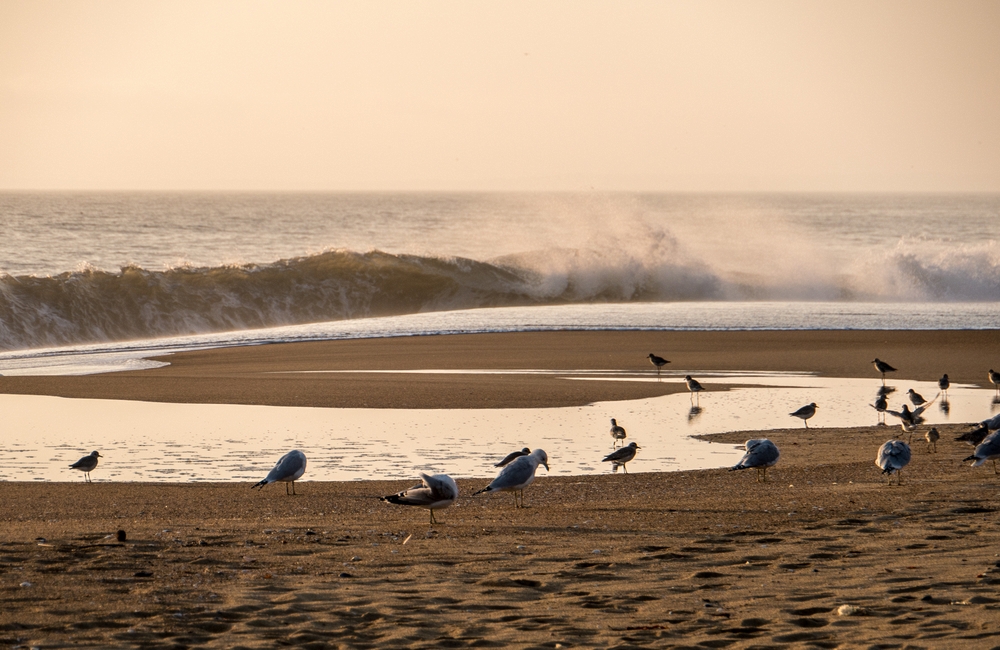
[3,330,1000,648]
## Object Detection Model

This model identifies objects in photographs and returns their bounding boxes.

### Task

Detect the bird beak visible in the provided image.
[543,462,550,471]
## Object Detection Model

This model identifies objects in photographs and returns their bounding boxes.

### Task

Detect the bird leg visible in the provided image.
[430,509,438,525]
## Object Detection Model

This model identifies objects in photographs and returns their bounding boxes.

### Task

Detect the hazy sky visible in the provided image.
[2,1,998,192]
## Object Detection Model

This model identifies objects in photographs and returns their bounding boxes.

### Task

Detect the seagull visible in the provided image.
[381,473,458,524]
[473,449,549,508]
[609,418,627,447]
[871,392,888,425]
[925,427,939,453]
[69,451,102,482]
[956,424,991,447]
[938,374,950,398]
[602,442,640,473]
[251,449,307,495]
[872,358,897,384]
[789,403,817,428]
[876,440,911,485]
[990,369,1000,395]
[494,447,531,468]
[907,389,928,407]
[685,375,704,404]
[647,353,670,380]
[729,439,779,482]
[964,431,1000,474]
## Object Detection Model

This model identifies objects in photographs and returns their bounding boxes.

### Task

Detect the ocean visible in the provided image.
[1,191,999,369]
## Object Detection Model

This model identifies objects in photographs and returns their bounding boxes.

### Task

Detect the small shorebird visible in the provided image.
[252,449,307,495]
[871,392,888,425]
[886,398,936,437]
[647,353,670,380]
[381,473,458,524]
[925,427,939,453]
[494,447,531,468]
[872,358,897,384]
[990,369,1000,395]
[609,418,627,448]
[69,451,102,482]
[964,431,1000,474]
[602,442,640,474]
[474,449,549,508]
[876,439,911,485]
[955,423,990,448]
[938,374,950,398]
[684,375,704,404]
[789,403,817,428]
[907,389,928,407]
[729,439,779,483]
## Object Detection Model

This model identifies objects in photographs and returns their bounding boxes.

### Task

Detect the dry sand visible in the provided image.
[3,330,1000,648]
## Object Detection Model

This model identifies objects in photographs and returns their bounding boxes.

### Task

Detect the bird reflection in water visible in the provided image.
[687,404,704,423]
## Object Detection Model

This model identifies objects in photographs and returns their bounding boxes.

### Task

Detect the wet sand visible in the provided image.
[1,329,998,408]
[3,330,1000,647]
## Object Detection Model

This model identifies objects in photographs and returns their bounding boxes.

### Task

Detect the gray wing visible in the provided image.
[974,432,1000,459]
[877,441,911,471]
[790,405,812,417]
[734,439,779,469]
[983,413,1000,431]
[602,445,637,463]
[266,450,307,482]
[487,456,537,490]
[384,474,458,507]
[69,455,97,470]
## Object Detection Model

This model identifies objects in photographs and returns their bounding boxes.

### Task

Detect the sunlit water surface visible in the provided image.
[3,372,997,483]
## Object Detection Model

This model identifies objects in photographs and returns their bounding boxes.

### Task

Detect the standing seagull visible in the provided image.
[789,403,818,428]
[729,439,780,482]
[876,440,911,485]
[381,473,458,524]
[990,369,1000,395]
[964,431,1000,474]
[871,392,888,425]
[473,449,549,508]
[602,442,640,474]
[609,418,627,448]
[907,389,928,408]
[69,451,102,482]
[872,358,897,384]
[494,447,531,468]
[647,353,670,380]
[252,449,307,495]
[938,374,950,399]
[685,375,704,404]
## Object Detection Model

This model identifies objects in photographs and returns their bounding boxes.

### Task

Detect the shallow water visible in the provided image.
[3,373,997,483]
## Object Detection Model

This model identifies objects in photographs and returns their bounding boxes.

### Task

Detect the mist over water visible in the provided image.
[1,192,998,351]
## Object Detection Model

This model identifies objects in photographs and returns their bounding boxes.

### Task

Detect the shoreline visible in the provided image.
[1,329,998,408]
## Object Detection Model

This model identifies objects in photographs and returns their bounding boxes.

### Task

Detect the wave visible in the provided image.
[1,245,999,351]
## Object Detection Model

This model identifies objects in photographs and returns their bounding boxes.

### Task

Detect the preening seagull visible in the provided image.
[381,473,458,524]
[473,449,549,508]
[494,447,531,468]
[647,353,669,380]
[964,431,1000,474]
[872,358,897,384]
[252,449,307,494]
[876,439,911,485]
[609,418,627,447]
[789,403,817,428]
[925,427,939,453]
[69,451,102,482]
[729,439,780,482]
[602,442,640,473]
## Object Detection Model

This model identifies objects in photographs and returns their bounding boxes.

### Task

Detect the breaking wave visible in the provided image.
[1,244,999,351]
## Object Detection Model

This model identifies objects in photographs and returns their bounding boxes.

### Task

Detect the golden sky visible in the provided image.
[1,0,998,192]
